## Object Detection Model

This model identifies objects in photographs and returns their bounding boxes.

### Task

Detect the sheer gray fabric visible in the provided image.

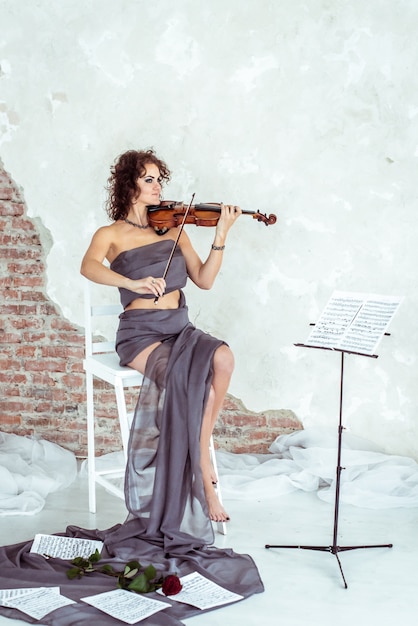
[110,240,187,306]
[0,241,264,624]
[0,321,264,625]
[123,326,219,549]
[115,290,190,366]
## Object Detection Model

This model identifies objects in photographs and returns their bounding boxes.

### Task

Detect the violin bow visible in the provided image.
[154,193,195,304]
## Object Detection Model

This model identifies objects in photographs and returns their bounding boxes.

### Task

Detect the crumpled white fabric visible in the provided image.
[0,432,77,516]
[217,427,418,508]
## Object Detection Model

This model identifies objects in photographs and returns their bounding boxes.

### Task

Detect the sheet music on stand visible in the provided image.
[303,291,403,356]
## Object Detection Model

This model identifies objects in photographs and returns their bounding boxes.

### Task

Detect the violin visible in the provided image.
[146,200,277,235]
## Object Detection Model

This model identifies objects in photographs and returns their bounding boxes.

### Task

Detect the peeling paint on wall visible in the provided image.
[1,0,418,459]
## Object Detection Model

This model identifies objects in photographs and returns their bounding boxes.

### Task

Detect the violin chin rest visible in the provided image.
[154,227,170,236]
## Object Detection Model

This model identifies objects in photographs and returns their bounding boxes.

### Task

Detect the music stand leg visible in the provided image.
[265,352,393,588]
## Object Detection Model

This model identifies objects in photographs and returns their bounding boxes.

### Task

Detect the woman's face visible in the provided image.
[136,163,162,205]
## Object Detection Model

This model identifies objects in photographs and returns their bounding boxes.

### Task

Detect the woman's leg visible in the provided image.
[127,342,161,375]
[200,344,234,522]
[128,341,234,523]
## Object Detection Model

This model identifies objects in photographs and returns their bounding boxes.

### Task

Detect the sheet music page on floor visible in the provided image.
[157,572,244,610]
[304,291,403,355]
[30,534,104,559]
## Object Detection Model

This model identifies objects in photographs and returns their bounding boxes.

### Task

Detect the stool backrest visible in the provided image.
[84,279,122,357]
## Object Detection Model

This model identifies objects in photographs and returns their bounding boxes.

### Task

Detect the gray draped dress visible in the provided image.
[0,240,264,625]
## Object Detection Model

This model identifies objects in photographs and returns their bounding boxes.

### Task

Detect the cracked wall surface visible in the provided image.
[1,0,417,459]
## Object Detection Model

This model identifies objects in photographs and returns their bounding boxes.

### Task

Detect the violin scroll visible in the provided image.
[253,212,277,226]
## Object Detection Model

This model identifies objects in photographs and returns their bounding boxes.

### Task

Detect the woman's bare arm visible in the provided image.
[80,226,165,297]
[180,204,241,289]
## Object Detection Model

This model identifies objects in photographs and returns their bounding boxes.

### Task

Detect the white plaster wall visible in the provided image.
[1,0,418,458]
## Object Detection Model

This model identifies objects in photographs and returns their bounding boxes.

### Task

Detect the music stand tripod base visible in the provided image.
[265,542,393,589]
[265,348,393,589]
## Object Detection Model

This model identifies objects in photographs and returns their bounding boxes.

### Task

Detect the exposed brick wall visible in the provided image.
[216,396,302,454]
[0,163,302,457]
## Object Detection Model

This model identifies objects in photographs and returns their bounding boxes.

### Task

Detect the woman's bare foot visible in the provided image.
[201,455,229,521]
[203,481,230,523]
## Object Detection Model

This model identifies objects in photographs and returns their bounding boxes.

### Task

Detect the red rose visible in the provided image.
[162,574,182,596]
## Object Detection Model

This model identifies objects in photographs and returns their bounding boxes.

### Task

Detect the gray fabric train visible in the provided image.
[0,240,264,624]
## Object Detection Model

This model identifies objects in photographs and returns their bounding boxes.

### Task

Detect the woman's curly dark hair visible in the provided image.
[105,149,171,221]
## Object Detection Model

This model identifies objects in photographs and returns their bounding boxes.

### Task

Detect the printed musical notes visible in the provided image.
[30,534,103,560]
[305,291,402,356]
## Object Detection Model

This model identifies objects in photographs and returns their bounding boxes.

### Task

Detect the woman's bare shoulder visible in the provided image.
[90,221,123,241]
[83,221,124,259]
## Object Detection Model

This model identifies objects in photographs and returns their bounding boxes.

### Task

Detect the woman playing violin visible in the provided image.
[81,148,241,535]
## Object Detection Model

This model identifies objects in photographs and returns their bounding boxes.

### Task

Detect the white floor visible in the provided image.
[0,473,417,626]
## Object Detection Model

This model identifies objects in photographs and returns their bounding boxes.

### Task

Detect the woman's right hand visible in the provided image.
[129,276,166,298]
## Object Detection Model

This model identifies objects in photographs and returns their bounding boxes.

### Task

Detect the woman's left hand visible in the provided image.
[215,203,242,239]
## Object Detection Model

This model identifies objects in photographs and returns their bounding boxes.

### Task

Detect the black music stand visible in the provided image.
[266,345,393,588]
[264,283,406,586]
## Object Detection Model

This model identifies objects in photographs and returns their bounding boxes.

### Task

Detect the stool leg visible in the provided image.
[86,371,96,514]
[114,378,130,462]
[209,436,227,535]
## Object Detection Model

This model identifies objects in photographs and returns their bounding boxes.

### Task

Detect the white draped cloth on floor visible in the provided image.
[0,432,77,515]
[5,425,416,516]
[216,427,418,508]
